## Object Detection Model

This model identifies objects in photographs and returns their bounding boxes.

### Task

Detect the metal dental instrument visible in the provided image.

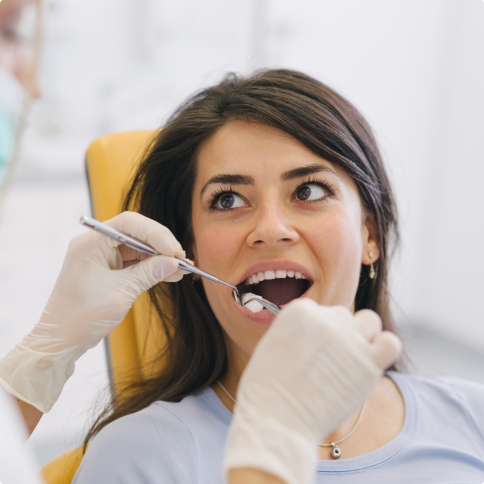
[79,215,241,302]
[79,216,281,315]
[242,296,281,316]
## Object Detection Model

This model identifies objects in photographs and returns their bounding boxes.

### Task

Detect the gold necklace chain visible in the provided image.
[216,380,367,460]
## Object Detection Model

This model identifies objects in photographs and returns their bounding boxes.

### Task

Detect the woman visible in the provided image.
[0,210,397,484]
[2,69,483,482]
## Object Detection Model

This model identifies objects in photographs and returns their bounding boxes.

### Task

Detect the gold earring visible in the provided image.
[368,251,375,279]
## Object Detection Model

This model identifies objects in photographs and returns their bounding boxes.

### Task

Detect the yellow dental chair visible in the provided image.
[41,130,164,484]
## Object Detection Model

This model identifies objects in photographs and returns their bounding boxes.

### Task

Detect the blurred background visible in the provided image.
[0,0,483,469]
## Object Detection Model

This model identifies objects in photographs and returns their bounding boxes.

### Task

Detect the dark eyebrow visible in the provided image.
[280,164,342,182]
[200,174,255,198]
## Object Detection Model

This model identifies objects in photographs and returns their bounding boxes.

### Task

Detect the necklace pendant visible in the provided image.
[330,442,341,459]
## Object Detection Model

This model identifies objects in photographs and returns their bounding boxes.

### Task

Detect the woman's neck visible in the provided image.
[212,373,405,460]
[214,352,245,412]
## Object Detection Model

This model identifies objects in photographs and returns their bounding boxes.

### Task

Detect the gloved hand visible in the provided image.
[224,299,402,484]
[0,212,187,413]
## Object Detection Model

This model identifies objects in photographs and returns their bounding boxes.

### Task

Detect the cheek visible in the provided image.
[310,204,362,249]
[194,224,241,271]
[305,210,363,303]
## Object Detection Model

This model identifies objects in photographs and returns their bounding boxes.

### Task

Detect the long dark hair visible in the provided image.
[85,69,399,447]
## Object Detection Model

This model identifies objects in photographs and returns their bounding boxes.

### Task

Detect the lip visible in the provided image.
[234,259,313,286]
[232,259,313,324]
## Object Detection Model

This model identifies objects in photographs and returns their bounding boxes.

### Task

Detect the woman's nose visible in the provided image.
[246,203,300,248]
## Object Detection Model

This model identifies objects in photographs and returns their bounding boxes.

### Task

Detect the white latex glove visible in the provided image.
[0,211,187,413]
[224,299,402,484]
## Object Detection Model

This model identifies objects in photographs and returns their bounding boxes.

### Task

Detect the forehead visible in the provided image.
[196,120,344,182]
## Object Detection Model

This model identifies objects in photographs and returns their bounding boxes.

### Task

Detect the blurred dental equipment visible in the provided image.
[79,215,282,315]
[0,0,43,216]
[0,65,23,186]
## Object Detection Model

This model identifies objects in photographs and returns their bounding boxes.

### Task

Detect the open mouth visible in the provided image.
[236,269,313,307]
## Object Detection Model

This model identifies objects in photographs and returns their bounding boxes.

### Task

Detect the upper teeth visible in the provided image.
[244,270,308,285]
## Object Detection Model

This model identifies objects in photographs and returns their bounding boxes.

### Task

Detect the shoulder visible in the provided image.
[426,374,484,420]
[393,371,484,402]
[390,371,484,437]
[95,399,198,449]
[73,395,207,484]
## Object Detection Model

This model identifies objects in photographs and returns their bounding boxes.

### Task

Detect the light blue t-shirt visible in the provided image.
[73,372,484,483]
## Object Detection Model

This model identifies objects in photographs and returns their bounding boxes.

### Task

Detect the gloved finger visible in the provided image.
[122,260,188,275]
[118,244,151,263]
[120,247,193,277]
[353,309,382,343]
[119,243,194,269]
[369,331,402,370]
[307,304,352,330]
[122,255,180,293]
[325,305,353,325]
[122,259,156,269]
[106,212,186,259]
[163,269,186,283]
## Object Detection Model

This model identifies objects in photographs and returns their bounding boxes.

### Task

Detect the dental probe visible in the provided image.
[79,216,267,310]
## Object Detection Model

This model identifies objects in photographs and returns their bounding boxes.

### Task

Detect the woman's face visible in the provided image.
[191,120,379,364]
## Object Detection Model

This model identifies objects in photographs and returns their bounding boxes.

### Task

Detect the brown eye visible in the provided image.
[211,192,246,211]
[294,183,327,202]
[220,194,235,208]
[296,185,311,200]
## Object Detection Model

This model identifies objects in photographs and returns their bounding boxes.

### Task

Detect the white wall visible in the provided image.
[0,0,483,467]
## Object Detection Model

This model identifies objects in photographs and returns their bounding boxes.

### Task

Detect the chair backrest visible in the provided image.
[85,130,170,390]
[41,447,84,484]
[42,130,167,484]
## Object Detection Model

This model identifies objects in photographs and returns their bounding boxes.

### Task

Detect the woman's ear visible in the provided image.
[361,214,380,265]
